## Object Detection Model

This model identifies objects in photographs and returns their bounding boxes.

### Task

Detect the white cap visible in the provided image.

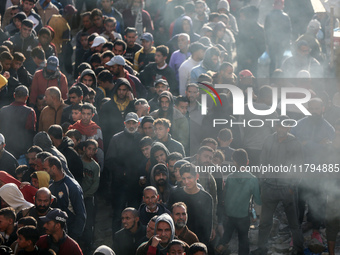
[105,55,126,66]
[91,36,107,48]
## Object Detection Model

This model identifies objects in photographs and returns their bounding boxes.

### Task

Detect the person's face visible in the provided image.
[133,0,142,8]
[197,150,213,166]
[168,159,176,176]
[181,172,198,190]
[82,75,94,87]
[82,15,92,29]
[17,234,31,250]
[39,33,50,46]
[168,244,185,255]
[69,93,82,105]
[22,0,35,13]
[117,85,129,99]
[186,86,199,103]
[195,3,205,15]
[176,101,188,115]
[276,124,290,139]
[81,109,94,125]
[141,145,151,159]
[160,97,170,112]
[142,40,152,51]
[213,156,222,166]
[31,177,39,188]
[44,91,53,107]
[155,51,166,65]
[178,36,189,51]
[94,44,103,53]
[223,66,234,79]
[35,191,51,214]
[1,59,12,71]
[72,109,82,122]
[0,215,11,232]
[109,64,120,76]
[20,25,32,38]
[125,32,137,47]
[10,8,20,17]
[85,144,97,159]
[155,124,168,141]
[125,120,139,133]
[69,136,79,148]
[101,56,111,66]
[113,45,124,56]
[211,55,219,65]
[16,173,23,182]
[101,0,112,10]
[146,220,155,239]
[36,98,46,112]
[142,122,155,137]
[43,161,55,180]
[13,18,22,29]
[155,83,169,95]
[143,189,159,209]
[182,20,191,33]
[154,171,167,186]
[154,150,166,163]
[92,15,103,28]
[172,205,187,228]
[43,220,57,235]
[11,60,23,71]
[173,167,182,182]
[87,95,95,105]
[104,21,115,32]
[121,211,137,231]
[156,222,172,246]
[80,36,88,48]
[298,45,311,57]
[196,49,205,61]
[34,158,44,171]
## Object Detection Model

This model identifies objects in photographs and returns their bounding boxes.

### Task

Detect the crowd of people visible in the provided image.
[0,0,339,254]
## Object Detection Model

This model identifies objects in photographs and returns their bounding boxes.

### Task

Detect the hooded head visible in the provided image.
[0,183,33,213]
[113,78,133,94]
[158,91,174,117]
[150,163,169,187]
[154,213,175,250]
[35,171,51,188]
[150,142,170,166]
[80,69,97,89]
[180,16,194,35]
[93,245,116,255]
[33,132,53,151]
[202,47,220,72]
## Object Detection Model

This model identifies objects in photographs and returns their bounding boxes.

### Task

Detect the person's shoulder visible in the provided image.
[198,188,213,200]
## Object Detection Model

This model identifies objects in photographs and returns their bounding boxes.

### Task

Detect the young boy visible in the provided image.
[68,103,104,170]
[38,27,55,59]
[71,104,82,123]
[81,139,100,250]
[16,226,40,254]
[101,17,122,42]
[65,129,82,149]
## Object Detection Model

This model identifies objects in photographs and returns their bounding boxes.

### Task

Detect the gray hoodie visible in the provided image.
[93,245,116,255]
[33,132,74,179]
[154,213,175,254]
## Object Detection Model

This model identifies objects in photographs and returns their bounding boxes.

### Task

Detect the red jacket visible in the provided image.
[29,69,68,105]
[37,234,83,255]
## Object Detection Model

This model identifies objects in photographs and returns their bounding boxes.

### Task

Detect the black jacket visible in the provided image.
[113,223,146,255]
[138,203,171,226]
[0,150,19,177]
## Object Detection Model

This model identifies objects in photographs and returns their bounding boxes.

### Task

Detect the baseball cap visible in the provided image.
[46,56,59,71]
[125,112,139,122]
[0,75,8,91]
[91,36,107,48]
[154,79,169,87]
[239,69,254,78]
[105,55,126,66]
[0,133,5,145]
[141,116,154,126]
[141,32,153,42]
[63,4,77,15]
[40,208,68,223]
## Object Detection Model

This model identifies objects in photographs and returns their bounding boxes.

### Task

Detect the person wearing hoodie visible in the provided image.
[99,78,136,152]
[29,56,68,106]
[105,112,144,233]
[93,245,115,255]
[79,69,105,109]
[48,125,83,185]
[149,142,170,174]
[30,171,50,188]
[33,131,74,179]
[190,46,220,83]
[150,164,174,206]
[113,207,146,255]
[136,213,178,255]
[150,91,189,152]
[5,11,27,36]
[138,186,171,226]
[0,183,33,213]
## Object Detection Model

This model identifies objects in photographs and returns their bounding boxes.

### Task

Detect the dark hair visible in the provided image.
[83,139,98,150]
[200,138,217,148]
[175,95,189,106]
[179,163,196,177]
[139,136,153,148]
[36,151,52,161]
[219,62,233,72]
[174,5,185,17]
[77,62,92,74]
[80,11,91,18]
[69,85,83,97]
[197,145,214,155]
[17,216,37,227]
[167,240,186,252]
[2,41,13,51]
[17,226,39,245]
[90,53,101,64]
[156,45,169,58]
[125,27,137,35]
[90,8,103,20]
[15,165,28,176]
[0,46,10,55]
[154,118,171,129]
[31,46,45,60]
[14,85,29,98]
[13,52,25,62]
[27,145,43,154]
[47,125,63,140]
[45,156,62,171]
[81,103,95,114]
[113,39,127,52]
[0,207,15,222]
[189,242,208,254]
[184,2,195,13]
[72,104,82,111]
[102,42,113,51]
[38,27,51,37]
[66,129,82,141]
[232,149,248,167]
[97,70,113,83]
[209,12,220,21]
[104,16,116,25]
[197,73,212,83]
[101,50,114,60]
[213,149,225,162]
[217,128,232,141]
[167,152,183,162]
[0,51,13,62]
